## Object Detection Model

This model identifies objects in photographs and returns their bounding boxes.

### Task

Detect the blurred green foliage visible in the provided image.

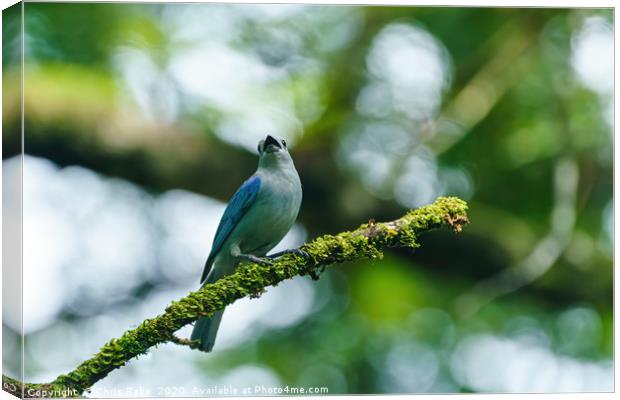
[2,3,613,394]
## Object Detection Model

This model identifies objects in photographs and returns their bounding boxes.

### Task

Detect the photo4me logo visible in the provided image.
[253,385,329,395]
[189,385,330,396]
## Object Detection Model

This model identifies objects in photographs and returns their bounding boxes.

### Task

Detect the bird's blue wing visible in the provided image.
[200,175,261,283]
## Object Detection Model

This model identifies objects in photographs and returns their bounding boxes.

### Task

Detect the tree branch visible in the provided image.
[3,197,468,398]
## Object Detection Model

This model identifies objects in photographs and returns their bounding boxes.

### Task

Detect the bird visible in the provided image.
[191,134,303,352]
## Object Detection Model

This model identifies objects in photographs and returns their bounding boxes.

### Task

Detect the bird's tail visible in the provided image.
[191,310,224,352]
[191,260,231,352]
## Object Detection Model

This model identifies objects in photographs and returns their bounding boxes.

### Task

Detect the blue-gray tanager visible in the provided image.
[191,134,303,352]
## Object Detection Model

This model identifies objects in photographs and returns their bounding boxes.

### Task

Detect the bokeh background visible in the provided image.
[2,3,613,395]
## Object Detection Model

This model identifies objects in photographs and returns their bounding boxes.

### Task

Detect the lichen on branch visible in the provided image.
[3,196,468,398]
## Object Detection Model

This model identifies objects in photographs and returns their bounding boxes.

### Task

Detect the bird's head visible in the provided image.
[257,134,292,168]
[258,134,287,155]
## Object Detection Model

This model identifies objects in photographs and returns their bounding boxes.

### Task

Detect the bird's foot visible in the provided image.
[268,248,311,260]
[269,248,322,280]
[239,254,273,266]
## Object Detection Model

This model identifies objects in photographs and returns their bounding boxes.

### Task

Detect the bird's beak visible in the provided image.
[264,135,281,149]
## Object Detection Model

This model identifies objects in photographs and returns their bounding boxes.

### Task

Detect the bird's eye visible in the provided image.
[282,139,287,148]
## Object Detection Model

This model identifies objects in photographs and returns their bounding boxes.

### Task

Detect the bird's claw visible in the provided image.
[240,254,273,266]
[254,257,273,266]
[293,249,311,260]
[268,248,311,260]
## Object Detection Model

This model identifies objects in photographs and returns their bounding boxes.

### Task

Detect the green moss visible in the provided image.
[7,196,468,397]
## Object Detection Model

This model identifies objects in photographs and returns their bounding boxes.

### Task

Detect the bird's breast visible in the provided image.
[233,170,301,255]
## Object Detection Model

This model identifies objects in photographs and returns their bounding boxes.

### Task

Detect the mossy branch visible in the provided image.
[3,197,468,398]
